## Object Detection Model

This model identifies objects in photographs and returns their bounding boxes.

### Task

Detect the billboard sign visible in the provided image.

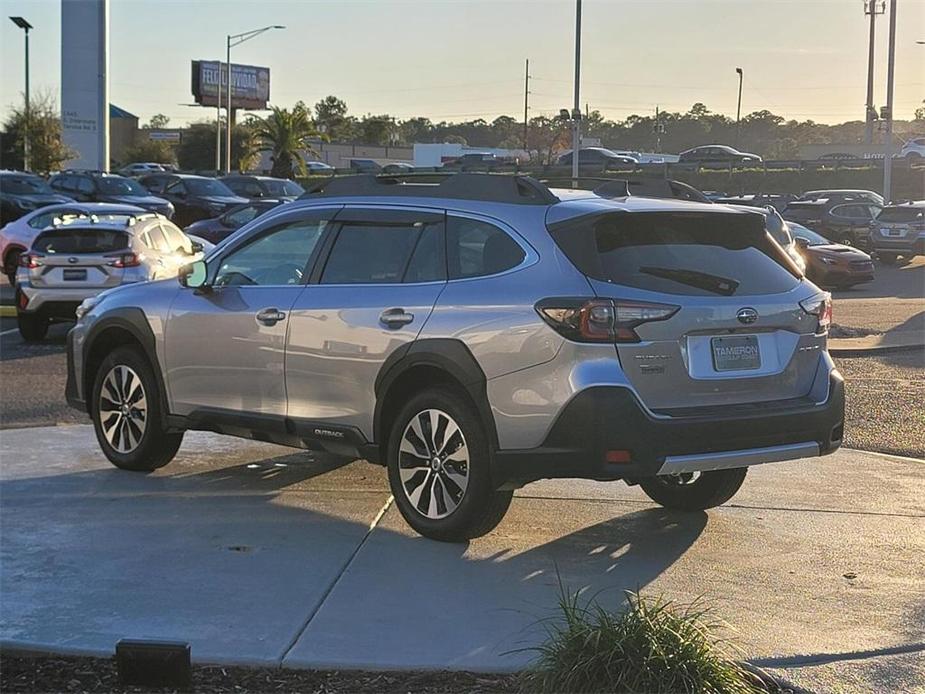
[61,0,110,170]
[191,60,270,110]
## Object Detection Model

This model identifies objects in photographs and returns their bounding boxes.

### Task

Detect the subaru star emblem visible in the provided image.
[68,257,79,264]
[736,307,758,324]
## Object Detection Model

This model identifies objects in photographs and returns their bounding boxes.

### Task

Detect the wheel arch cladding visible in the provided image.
[83,308,169,426]
[373,339,499,464]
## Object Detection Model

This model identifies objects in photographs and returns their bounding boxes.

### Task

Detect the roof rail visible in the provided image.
[301,173,559,206]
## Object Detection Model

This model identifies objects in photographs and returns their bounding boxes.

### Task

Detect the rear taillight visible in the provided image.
[105,252,143,268]
[19,253,44,269]
[535,298,680,343]
[800,292,832,333]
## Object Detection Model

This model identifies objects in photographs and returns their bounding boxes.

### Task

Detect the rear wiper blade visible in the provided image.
[639,266,739,296]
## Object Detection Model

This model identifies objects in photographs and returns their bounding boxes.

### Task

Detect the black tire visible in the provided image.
[4,249,21,284]
[877,252,898,265]
[387,386,512,542]
[91,345,183,472]
[639,468,748,511]
[17,311,48,342]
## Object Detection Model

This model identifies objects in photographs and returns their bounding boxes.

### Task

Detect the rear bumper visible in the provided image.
[17,284,101,317]
[492,371,844,487]
[869,236,925,255]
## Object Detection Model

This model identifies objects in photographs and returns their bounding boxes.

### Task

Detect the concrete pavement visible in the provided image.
[1,425,923,692]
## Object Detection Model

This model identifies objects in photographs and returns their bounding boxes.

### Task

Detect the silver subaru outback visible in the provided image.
[66,174,844,541]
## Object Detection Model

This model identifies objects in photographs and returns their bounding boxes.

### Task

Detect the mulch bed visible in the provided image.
[0,655,519,694]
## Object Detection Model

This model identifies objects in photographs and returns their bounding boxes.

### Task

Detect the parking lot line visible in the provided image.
[0,327,19,337]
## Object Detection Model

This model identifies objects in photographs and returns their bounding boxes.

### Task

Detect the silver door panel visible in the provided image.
[285,282,445,436]
[166,285,299,416]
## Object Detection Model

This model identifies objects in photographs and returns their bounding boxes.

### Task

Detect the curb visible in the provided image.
[829,342,923,356]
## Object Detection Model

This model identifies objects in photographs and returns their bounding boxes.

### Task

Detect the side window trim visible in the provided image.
[308,204,447,286]
[444,210,539,283]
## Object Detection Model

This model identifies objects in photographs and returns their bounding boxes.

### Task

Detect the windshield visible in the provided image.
[185,179,236,197]
[1,175,55,195]
[96,177,149,196]
[877,207,924,223]
[262,179,304,197]
[788,224,830,246]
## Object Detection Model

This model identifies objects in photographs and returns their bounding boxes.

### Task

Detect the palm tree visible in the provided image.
[253,101,320,178]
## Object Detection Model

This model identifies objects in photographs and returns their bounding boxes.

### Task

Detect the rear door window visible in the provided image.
[549,211,801,297]
[446,217,525,279]
[321,223,422,284]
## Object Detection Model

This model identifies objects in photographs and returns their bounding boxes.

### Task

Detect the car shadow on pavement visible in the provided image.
[0,446,706,669]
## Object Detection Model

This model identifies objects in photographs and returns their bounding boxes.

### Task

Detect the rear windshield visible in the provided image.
[33,228,129,254]
[877,207,924,223]
[550,211,801,297]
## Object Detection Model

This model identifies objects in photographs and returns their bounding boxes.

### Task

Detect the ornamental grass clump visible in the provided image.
[520,587,765,694]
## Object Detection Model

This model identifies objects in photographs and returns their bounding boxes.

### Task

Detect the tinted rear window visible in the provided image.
[877,207,924,223]
[33,228,128,254]
[550,212,800,297]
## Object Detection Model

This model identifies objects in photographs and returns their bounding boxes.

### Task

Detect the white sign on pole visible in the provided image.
[61,0,109,171]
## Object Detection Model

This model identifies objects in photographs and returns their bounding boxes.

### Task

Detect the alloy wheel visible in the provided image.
[398,409,470,519]
[98,365,148,454]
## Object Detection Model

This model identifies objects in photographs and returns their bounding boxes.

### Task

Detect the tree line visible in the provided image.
[2,93,923,175]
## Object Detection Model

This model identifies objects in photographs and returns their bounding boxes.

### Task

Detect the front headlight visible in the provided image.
[75,296,100,321]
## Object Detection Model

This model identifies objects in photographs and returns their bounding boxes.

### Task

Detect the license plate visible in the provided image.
[883,228,904,237]
[63,268,87,281]
[711,335,761,372]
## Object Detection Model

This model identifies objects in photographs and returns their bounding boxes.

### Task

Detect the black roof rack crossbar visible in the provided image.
[301,173,558,206]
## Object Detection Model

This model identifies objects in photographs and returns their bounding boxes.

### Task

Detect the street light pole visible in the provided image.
[571,0,582,187]
[735,67,743,147]
[882,0,897,203]
[864,1,885,145]
[225,24,285,174]
[9,16,33,171]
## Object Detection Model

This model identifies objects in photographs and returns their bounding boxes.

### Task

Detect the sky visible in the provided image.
[1,0,923,130]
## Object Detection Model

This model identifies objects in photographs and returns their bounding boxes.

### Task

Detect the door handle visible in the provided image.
[379,307,414,328]
[256,307,286,326]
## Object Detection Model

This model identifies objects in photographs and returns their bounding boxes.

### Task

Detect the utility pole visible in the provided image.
[882,0,897,202]
[523,58,529,150]
[735,67,743,147]
[571,0,582,186]
[865,1,885,144]
[655,105,661,153]
[215,102,221,173]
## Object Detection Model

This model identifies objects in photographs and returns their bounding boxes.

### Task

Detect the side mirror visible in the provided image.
[190,241,204,254]
[179,259,209,289]
[795,237,810,249]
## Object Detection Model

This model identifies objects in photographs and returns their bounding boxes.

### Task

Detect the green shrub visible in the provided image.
[520,586,765,694]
